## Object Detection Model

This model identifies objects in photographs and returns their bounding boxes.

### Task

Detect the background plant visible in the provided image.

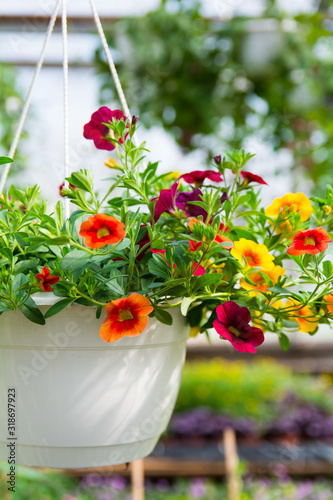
[96,0,333,193]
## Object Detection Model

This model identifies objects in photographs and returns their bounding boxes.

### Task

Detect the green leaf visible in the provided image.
[61,250,91,271]
[44,298,75,319]
[323,260,333,278]
[0,156,13,165]
[148,257,170,279]
[1,247,13,261]
[154,308,173,326]
[12,273,29,292]
[19,298,45,325]
[55,201,64,230]
[13,258,39,274]
[278,332,290,351]
[181,297,196,316]
[193,274,223,292]
[69,171,93,192]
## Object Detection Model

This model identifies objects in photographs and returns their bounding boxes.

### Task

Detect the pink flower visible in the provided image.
[180,170,223,188]
[153,182,179,222]
[213,301,264,353]
[240,171,268,186]
[151,249,205,276]
[83,107,128,151]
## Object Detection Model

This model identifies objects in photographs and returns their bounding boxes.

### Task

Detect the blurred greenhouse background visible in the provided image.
[1,0,333,499]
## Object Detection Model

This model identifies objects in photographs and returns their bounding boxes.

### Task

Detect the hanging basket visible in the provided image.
[0,297,189,468]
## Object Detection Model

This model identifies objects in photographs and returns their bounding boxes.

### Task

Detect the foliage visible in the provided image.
[1,464,333,500]
[175,358,333,420]
[0,65,26,172]
[96,0,333,191]
[2,112,333,351]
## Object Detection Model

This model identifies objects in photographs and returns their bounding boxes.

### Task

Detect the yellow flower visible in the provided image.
[265,193,312,233]
[190,326,201,337]
[323,205,332,215]
[266,193,312,221]
[323,294,333,314]
[104,158,122,169]
[166,171,181,180]
[240,265,285,296]
[231,239,274,271]
[286,300,318,333]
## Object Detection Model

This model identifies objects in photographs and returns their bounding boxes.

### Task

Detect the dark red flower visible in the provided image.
[240,171,268,186]
[287,227,331,256]
[35,267,60,292]
[179,170,223,188]
[153,182,179,222]
[83,107,128,151]
[175,189,208,221]
[213,301,264,353]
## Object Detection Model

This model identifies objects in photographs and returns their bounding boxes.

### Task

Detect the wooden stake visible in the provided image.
[131,459,145,500]
[223,427,240,500]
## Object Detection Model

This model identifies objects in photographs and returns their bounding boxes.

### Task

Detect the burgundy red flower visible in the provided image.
[287,227,331,256]
[175,189,208,221]
[213,300,264,353]
[153,182,179,222]
[240,171,268,186]
[83,107,128,151]
[179,170,223,188]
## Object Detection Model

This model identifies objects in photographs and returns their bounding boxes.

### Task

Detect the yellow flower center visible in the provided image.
[228,326,240,337]
[304,237,316,246]
[97,227,110,239]
[119,309,134,321]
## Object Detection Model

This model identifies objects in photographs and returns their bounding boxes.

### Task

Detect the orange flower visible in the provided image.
[265,193,312,233]
[286,300,318,333]
[100,293,154,343]
[287,227,331,256]
[189,240,202,252]
[214,233,234,249]
[104,158,122,170]
[231,239,274,271]
[240,265,285,296]
[323,294,333,314]
[79,214,126,249]
[35,267,59,292]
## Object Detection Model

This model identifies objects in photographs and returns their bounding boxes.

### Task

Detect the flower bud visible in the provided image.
[221,192,229,203]
[213,154,221,166]
[131,115,139,126]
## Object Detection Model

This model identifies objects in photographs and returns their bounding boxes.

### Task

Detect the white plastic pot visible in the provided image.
[0,296,189,469]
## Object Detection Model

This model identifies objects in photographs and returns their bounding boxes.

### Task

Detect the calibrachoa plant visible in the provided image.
[1,107,333,352]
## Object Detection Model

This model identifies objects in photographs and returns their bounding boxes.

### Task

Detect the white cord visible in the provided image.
[0,0,61,194]
[88,0,140,147]
[62,0,70,219]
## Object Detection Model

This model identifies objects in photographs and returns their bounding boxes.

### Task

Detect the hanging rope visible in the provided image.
[0,0,61,194]
[88,0,140,147]
[62,0,70,219]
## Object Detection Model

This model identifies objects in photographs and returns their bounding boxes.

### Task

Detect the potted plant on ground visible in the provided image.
[1,108,333,469]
